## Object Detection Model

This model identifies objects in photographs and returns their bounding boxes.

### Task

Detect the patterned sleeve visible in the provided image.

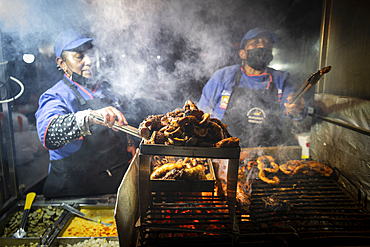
[44,110,92,150]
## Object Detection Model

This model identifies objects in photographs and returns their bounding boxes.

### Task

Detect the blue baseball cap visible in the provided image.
[54,29,93,57]
[240,27,278,49]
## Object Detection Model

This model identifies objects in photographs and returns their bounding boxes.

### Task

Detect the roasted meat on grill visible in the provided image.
[279,160,333,177]
[256,155,280,185]
[138,100,239,148]
[150,157,209,180]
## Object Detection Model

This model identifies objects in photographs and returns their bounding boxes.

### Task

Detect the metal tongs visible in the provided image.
[61,203,112,227]
[13,192,36,238]
[89,112,141,138]
[290,66,332,105]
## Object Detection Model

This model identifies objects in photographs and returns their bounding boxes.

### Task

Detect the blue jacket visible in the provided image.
[35,75,109,162]
[197,64,305,121]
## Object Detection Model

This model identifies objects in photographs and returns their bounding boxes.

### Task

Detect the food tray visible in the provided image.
[57,204,117,238]
[0,204,69,239]
[0,199,118,246]
[0,237,118,247]
[150,156,216,192]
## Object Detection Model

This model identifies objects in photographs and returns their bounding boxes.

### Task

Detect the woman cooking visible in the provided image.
[35,29,135,198]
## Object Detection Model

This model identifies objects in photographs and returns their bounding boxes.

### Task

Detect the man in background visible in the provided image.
[198,27,306,147]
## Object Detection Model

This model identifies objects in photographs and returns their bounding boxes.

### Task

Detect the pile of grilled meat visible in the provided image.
[138,100,239,148]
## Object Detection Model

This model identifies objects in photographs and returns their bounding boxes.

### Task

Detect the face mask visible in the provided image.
[245,48,273,71]
[70,71,97,87]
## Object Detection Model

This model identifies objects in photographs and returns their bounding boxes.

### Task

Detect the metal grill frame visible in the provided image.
[138,166,370,246]
[236,168,370,246]
[138,143,240,236]
[116,146,370,247]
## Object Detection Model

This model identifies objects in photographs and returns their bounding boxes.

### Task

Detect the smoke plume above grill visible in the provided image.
[84,0,240,108]
[0,0,322,129]
[0,0,246,123]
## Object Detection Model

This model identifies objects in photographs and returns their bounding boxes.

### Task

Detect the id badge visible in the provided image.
[219,90,231,110]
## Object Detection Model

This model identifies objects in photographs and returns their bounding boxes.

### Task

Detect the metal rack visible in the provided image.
[236,170,370,246]
[138,143,240,234]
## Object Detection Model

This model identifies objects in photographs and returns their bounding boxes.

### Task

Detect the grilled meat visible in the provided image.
[139,100,239,148]
[257,155,280,185]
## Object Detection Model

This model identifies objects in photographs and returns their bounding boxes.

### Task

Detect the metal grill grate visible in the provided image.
[138,173,370,246]
[237,172,370,245]
[141,192,233,238]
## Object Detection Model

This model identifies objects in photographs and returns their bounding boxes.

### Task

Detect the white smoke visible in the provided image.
[0,0,322,127]
[82,0,237,103]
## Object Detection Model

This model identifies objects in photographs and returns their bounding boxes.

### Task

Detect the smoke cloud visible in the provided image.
[84,0,239,103]
[0,0,322,127]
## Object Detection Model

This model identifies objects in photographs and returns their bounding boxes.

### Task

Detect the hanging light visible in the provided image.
[23,54,35,63]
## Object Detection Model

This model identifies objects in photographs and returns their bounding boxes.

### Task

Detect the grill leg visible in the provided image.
[227,158,239,233]
[139,154,151,223]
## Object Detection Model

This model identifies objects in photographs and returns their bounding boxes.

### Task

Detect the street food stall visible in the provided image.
[1,0,370,246]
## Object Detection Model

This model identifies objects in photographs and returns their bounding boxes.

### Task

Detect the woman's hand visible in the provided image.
[89,106,128,131]
[284,93,305,116]
[127,146,136,163]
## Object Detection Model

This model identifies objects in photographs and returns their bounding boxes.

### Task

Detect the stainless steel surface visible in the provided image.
[61,203,112,227]
[0,30,19,212]
[52,237,118,246]
[116,150,140,247]
[313,0,370,210]
[317,0,370,100]
[310,93,370,208]
[0,237,118,247]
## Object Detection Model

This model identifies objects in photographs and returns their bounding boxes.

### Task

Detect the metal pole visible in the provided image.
[0,29,19,213]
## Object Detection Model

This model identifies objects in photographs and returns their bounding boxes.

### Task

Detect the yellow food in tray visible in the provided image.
[59,208,117,237]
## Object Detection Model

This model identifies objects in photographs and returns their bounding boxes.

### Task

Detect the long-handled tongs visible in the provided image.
[12,192,36,238]
[290,66,332,105]
[89,112,141,138]
[61,203,112,227]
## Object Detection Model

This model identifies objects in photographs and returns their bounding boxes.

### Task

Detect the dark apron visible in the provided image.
[222,68,284,148]
[43,78,130,198]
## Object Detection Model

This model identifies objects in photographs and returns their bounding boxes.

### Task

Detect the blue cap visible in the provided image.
[240,27,278,49]
[54,29,93,57]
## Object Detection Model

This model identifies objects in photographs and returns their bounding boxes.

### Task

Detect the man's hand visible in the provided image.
[89,106,128,131]
[284,93,305,116]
